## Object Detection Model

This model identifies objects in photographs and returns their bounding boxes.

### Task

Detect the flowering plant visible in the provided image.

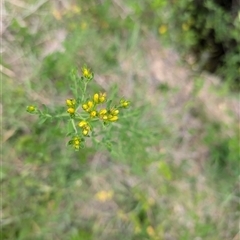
[27,66,130,150]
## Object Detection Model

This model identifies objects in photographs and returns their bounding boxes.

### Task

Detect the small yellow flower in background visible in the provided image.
[82,66,92,79]
[70,5,81,14]
[26,105,36,113]
[148,198,155,206]
[147,226,156,237]
[67,107,75,114]
[159,24,168,35]
[95,190,114,202]
[80,22,87,30]
[117,210,129,222]
[52,9,62,20]
[182,23,190,31]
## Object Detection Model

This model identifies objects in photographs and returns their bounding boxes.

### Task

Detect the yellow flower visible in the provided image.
[102,115,108,120]
[82,104,88,111]
[82,101,94,112]
[120,99,130,108]
[26,105,36,113]
[146,226,155,237]
[78,121,91,136]
[74,139,80,145]
[73,137,81,148]
[99,109,107,116]
[69,136,81,150]
[93,93,99,103]
[66,98,76,107]
[98,109,108,120]
[87,100,94,108]
[67,107,75,114]
[108,115,118,122]
[95,190,114,202]
[110,108,119,116]
[99,93,106,103]
[82,66,92,79]
[90,110,97,117]
[78,120,88,128]
[82,128,89,136]
[93,92,106,104]
[159,25,168,35]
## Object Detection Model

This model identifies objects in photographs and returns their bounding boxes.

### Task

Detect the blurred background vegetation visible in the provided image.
[2,0,239,239]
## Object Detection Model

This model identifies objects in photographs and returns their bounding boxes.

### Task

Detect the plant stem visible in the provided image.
[75,79,79,98]
[54,113,69,118]
[81,82,87,102]
[71,118,78,134]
